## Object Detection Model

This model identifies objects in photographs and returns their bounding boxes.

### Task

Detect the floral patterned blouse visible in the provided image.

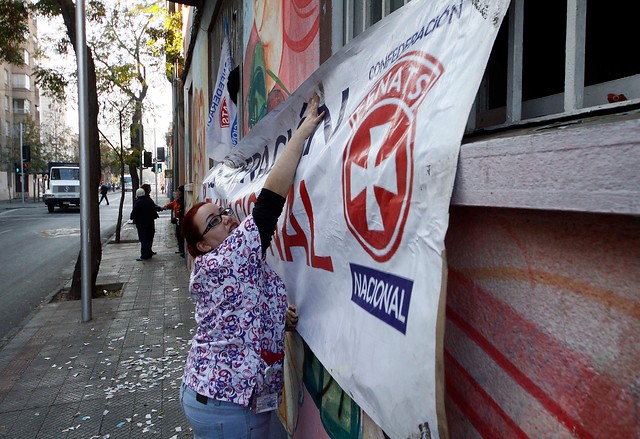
[182,215,287,407]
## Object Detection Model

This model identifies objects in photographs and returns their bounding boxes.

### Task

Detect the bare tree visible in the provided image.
[91,1,167,195]
[57,0,102,300]
[33,0,104,300]
[99,94,135,243]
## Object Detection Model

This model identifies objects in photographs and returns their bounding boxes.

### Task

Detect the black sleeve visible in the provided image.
[252,188,286,255]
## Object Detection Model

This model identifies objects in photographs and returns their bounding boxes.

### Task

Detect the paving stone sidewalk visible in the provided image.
[0,208,195,438]
[0,195,290,439]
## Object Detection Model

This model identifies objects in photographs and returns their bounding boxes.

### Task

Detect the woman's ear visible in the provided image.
[195,240,211,254]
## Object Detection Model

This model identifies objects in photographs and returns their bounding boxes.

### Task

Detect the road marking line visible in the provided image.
[0,209,21,216]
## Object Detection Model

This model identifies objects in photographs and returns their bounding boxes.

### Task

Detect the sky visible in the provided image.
[36,5,173,156]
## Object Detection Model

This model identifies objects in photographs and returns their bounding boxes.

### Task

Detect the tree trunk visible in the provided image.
[129,162,140,194]
[59,0,102,300]
[129,100,144,195]
[115,111,125,243]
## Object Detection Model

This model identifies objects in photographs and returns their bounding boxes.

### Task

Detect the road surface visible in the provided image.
[0,192,131,346]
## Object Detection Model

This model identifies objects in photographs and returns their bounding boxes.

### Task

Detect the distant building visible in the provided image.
[0,13,40,200]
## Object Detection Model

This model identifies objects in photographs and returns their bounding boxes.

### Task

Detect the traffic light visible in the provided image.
[156,147,165,162]
[22,162,29,173]
[143,151,152,168]
[14,162,19,173]
[22,144,31,162]
[155,163,162,173]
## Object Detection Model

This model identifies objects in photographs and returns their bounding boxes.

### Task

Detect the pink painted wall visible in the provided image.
[292,387,331,439]
[444,206,640,438]
[289,205,640,438]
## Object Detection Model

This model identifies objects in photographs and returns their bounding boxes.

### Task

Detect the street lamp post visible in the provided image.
[19,122,24,204]
[153,119,158,205]
[76,0,92,322]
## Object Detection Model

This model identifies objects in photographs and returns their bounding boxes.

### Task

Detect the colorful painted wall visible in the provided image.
[185,35,210,203]
[242,0,320,132]
[444,206,640,438]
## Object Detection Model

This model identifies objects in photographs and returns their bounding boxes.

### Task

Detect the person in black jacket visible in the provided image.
[99,183,109,205]
[130,188,162,261]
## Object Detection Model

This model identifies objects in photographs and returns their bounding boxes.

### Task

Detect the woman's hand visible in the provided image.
[297,93,325,138]
[285,304,299,331]
[263,93,326,197]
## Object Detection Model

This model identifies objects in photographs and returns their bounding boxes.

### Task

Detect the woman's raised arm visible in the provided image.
[263,94,325,197]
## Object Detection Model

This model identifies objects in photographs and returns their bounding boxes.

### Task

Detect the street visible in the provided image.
[0,191,133,346]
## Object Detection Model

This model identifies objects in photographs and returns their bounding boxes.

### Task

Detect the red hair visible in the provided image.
[181,202,209,257]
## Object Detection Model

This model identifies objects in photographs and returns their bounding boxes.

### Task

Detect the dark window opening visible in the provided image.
[485,20,508,110]
[585,0,639,85]
[522,0,567,101]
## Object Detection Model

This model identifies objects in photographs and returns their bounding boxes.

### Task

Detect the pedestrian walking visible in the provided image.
[130,188,161,261]
[161,184,165,194]
[163,185,185,257]
[99,183,110,205]
[178,94,323,437]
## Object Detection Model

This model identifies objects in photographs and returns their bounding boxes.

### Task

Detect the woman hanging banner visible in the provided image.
[201,0,509,437]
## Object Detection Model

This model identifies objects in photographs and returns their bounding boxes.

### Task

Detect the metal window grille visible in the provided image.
[471,0,638,131]
[344,0,410,42]
[341,0,638,132]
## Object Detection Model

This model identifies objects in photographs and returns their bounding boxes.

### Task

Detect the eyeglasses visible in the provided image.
[201,207,233,237]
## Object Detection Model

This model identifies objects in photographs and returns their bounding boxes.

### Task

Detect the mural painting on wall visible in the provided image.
[242,0,320,132]
[193,88,208,197]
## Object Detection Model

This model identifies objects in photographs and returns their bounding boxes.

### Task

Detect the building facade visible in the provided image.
[169,0,639,437]
[0,14,40,201]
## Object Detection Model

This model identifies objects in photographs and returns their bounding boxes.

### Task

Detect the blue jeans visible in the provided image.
[180,383,271,439]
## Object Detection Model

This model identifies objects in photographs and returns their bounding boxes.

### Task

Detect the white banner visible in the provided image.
[206,24,238,161]
[201,0,508,437]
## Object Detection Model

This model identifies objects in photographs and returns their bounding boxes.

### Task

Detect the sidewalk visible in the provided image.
[0,197,42,209]
[0,195,287,438]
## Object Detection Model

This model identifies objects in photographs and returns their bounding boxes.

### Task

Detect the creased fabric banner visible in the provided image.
[201,0,509,437]
[206,23,238,161]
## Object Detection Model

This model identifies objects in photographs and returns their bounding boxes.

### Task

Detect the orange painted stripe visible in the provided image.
[459,267,640,320]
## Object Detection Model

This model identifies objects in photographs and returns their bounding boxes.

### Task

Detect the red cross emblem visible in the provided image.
[342,51,444,262]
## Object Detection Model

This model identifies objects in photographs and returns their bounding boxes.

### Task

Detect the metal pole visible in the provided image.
[76,0,92,322]
[19,123,24,204]
[154,120,158,205]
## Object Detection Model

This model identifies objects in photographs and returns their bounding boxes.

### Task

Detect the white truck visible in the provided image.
[43,162,80,213]
[123,174,132,191]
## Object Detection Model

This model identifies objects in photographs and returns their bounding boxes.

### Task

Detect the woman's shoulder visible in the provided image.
[211,215,261,257]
